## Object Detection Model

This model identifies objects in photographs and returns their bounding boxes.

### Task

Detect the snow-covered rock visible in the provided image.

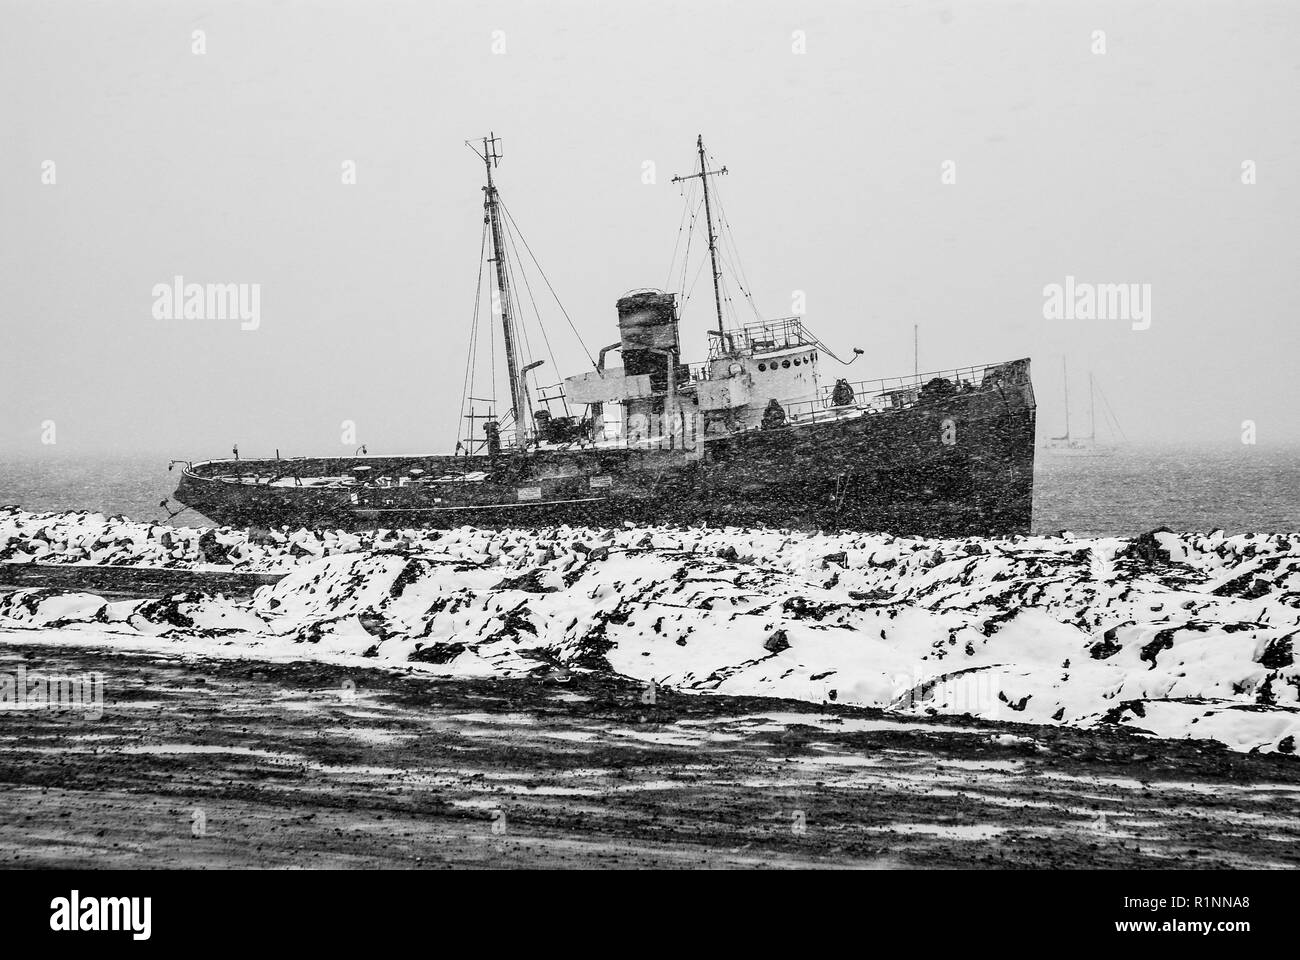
[2,507,1299,754]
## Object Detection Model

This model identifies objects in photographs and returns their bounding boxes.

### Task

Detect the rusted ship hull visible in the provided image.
[174,359,1035,537]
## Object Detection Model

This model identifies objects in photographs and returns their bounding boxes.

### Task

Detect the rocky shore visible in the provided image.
[3,507,1298,754]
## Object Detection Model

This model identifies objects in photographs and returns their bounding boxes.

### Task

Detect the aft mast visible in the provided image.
[672,135,729,335]
[476,133,526,444]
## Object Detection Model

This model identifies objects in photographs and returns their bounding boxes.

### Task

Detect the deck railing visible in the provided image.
[706,317,815,360]
[783,362,995,423]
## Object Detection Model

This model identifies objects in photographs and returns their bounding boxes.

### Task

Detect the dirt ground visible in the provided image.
[1,642,1298,869]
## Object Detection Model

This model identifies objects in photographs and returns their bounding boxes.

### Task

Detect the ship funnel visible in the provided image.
[616,290,679,391]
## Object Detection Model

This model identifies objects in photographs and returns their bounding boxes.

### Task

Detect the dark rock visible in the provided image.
[409,642,467,664]
[388,558,432,597]
[1090,623,1128,660]
[1257,634,1294,669]
[1139,627,1180,669]
[1121,527,1175,565]
[492,569,557,593]
[763,629,791,654]
[197,530,231,564]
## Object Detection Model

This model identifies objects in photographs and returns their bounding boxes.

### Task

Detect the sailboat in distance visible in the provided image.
[1044,359,1125,456]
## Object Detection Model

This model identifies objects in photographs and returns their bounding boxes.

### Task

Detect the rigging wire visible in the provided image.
[501,212,570,417]
[457,219,489,451]
[676,196,704,301]
[499,199,596,370]
[665,179,698,292]
[490,254,499,423]
[709,169,764,323]
[709,237,740,330]
[667,144,764,335]
[499,226,536,428]
[679,255,710,312]
[671,155,706,302]
[1096,381,1129,442]
[718,220,762,324]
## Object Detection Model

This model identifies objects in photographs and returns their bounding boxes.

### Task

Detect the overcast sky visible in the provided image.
[2,0,1297,458]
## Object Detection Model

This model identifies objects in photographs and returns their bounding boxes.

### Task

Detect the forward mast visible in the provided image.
[476,133,527,443]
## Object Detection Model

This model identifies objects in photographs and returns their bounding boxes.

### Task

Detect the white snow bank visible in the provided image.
[2,508,1299,754]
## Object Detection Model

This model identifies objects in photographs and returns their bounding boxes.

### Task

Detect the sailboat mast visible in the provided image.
[1088,372,1096,442]
[1061,357,1071,440]
[480,134,526,442]
[697,135,725,336]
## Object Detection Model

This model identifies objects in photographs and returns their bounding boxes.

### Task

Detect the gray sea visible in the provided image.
[1,444,1297,537]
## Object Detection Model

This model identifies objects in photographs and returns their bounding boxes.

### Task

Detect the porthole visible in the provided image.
[758,363,766,372]
[782,360,791,369]
[793,358,801,366]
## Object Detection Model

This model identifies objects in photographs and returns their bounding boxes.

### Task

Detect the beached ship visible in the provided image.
[173,135,1036,535]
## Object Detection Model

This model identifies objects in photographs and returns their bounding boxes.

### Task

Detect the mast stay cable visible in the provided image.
[501,211,570,417]
[457,219,490,451]
[499,199,596,370]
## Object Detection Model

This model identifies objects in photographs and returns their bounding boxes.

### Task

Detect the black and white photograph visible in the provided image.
[0,0,1294,935]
